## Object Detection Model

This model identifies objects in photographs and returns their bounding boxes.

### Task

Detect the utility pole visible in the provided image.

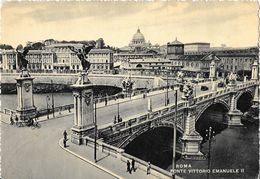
[94,98,97,163]
[117,102,120,121]
[165,71,169,106]
[206,126,215,179]
[172,90,177,179]
[46,95,50,119]
[51,80,55,118]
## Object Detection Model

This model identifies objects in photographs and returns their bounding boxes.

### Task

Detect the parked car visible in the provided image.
[201,85,209,91]
[218,82,225,87]
[190,79,198,84]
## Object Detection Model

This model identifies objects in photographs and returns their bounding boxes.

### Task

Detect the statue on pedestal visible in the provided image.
[16,44,31,77]
[182,83,194,100]
[228,72,237,85]
[68,44,95,73]
[177,71,184,83]
[122,77,134,94]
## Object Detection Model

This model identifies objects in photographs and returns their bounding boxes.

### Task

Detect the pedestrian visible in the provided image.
[68,106,71,113]
[105,98,108,106]
[63,138,67,148]
[147,162,151,175]
[10,116,14,125]
[131,159,136,172]
[127,160,131,174]
[36,111,39,120]
[114,115,117,124]
[15,115,18,122]
[63,130,68,141]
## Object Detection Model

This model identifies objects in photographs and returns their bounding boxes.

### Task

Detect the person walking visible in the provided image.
[63,138,67,148]
[131,159,136,172]
[10,116,14,125]
[127,160,131,174]
[63,130,68,141]
[147,161,151,175]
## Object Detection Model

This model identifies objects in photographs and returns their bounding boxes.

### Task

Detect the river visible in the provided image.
[1,93,73,111]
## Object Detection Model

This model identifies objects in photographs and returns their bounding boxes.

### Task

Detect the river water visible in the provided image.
[1,93,73,111]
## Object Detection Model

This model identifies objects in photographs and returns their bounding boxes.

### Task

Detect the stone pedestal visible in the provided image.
[212,80,217,91]
[227,110,243,126]
[16,70,36,122]
[181,131,204,160]
[71,72,95,145]
[147,98,152,112]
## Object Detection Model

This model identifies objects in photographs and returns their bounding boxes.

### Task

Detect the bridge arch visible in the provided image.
[196,100,230,122]
[195,101,229,141]
[236,91,253,113]
[120,121,183,149]
[123,123,183,170]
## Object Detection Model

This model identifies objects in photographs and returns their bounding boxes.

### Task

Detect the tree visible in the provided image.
[30,42,45,50]
[0,44,13,49]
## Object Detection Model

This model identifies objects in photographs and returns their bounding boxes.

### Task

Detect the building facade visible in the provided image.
[2,43,114,74]
[88,48,114,73]
[184,42,210,52]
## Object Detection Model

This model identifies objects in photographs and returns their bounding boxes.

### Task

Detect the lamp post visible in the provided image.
[165,70,169,106]
[94,98,97,163]
[117,102,120,122]
[46,95,50,119]
[206,126,215,179]
[51,80,55,118]
[172,90,177,179]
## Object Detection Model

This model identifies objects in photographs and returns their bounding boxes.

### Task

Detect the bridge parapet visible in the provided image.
[97,101,187,148]
[84,136,180,179]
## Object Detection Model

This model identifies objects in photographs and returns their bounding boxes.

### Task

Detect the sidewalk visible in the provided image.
[59,139,163,179]
[96,88,175,109]
[0,109,74,124]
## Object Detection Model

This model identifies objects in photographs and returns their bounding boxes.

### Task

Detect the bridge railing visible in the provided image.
[37,104,74,117]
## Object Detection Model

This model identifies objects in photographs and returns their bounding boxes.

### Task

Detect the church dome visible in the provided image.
[132,28,145,42]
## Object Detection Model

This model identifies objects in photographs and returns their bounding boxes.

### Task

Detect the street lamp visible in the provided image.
[117,102,120,122]
[51,80,55,118]
[94,98,97,163]
[165,70,170,106]
[206,126,215,179]
[172,90,178,179]
[46,95,50,119]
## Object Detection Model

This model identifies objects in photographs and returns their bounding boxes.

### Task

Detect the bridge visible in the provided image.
[78,78,258,165]
[1,72,211,91]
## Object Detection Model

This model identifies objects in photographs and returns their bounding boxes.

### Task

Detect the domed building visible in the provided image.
[129,28,146,47]
[128,28,152,52]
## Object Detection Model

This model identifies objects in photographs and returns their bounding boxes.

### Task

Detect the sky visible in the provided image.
[1,1,259,48]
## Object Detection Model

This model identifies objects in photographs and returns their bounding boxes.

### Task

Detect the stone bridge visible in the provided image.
[1,72,181,90]
[93,80,258,159]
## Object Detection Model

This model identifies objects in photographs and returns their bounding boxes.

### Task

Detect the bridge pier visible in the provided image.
[70,72,95,145]
[181,102,204,160]
[227,91,243,126]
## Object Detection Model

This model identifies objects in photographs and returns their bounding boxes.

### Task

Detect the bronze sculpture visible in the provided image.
[68,44,94,72]
[16,44,30,70]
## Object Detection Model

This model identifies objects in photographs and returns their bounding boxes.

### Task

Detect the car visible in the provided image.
[201,85,209,91]
[217,82,225,87]
[190,79,199,84]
